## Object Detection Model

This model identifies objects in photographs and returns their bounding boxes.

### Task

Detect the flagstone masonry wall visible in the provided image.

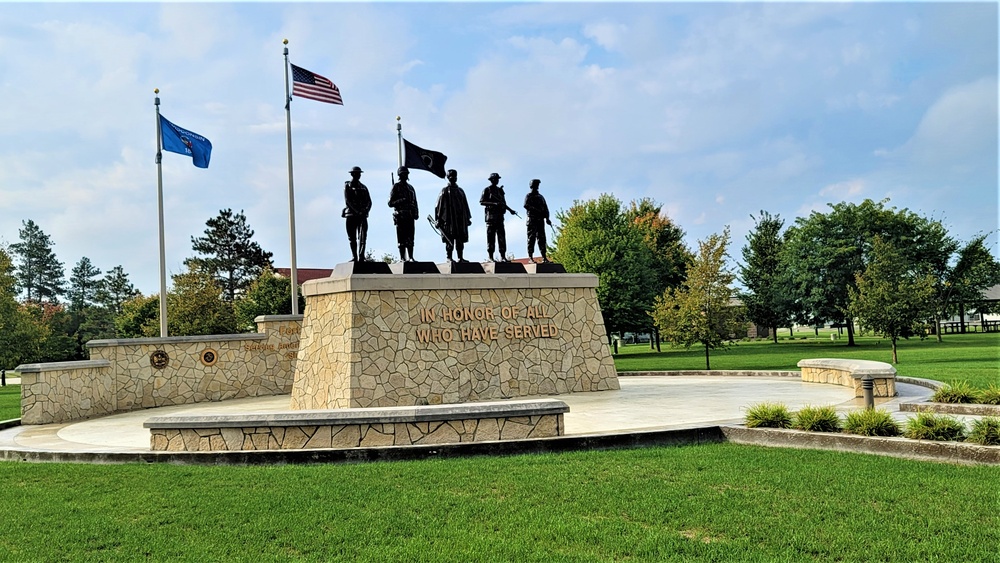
[797,358,896,397]
[145,399,568,452]
[291,272,619,410]
[17,315,302,424]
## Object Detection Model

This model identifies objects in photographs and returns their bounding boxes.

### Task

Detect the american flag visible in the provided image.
[291,63,343,105]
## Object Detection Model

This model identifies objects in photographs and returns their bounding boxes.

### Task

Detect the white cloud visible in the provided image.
[583,21,628,51]
[819,179,866,198]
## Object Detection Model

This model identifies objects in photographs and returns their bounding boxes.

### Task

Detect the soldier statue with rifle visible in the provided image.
[479,172,519,262]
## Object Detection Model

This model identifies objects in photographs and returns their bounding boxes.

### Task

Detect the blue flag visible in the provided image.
[159,114,212,168]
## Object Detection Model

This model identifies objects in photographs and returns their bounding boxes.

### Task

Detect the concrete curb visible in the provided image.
[0,426,725,465]
[900,402,1000,417]
[619,370,800,377]
[0,419,20,431]
[721,426,1000,465]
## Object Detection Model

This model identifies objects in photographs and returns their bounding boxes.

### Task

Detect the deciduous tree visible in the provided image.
[849,236,936,364]
[550,194,657,337]
[233,269,305,331]
[782,199,941,346]
[0,247,46,368]
[650,228,744,369]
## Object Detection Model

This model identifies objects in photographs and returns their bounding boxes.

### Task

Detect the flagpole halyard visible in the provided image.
[283,39,300,316]
[154,88,169,338]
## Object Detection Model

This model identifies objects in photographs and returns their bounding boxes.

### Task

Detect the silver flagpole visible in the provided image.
[283,39,300,316]
[154,88,169,337]
[396,116,403,168]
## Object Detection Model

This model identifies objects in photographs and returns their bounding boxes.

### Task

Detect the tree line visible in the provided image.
[1,209,299,369]
[552,196,1000,368]
[3,197,998,370]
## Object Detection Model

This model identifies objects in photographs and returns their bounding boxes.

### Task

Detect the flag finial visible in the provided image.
[154,88,159,94]
[283,38,288,45]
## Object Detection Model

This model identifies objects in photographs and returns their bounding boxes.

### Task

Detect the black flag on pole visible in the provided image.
[403,138,447,178]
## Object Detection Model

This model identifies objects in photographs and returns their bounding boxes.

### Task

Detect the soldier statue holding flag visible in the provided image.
[343,166,372,262]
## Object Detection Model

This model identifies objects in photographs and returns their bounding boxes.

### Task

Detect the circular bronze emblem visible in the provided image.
[200,348,218,367]
[150,350,169,369]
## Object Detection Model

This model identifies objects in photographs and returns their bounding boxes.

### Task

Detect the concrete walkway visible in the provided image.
[0,376,934,456]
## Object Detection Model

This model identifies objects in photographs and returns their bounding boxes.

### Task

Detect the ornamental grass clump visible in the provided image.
[744,403,792,429]
[792,405,842,432]
[931,381,981,404]
[967,417,1000,446]
[843,409,901,437]
[904,412,967,442]
[978,384,1000,405]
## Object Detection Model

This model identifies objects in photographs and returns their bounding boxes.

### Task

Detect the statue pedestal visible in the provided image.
[291,271,619,410]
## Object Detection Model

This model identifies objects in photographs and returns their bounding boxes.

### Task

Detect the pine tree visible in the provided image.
[739,211,793,343]
[95,265,140,315]
[10,219,65,302]
[186,209,273,302]
[68,257,102,312]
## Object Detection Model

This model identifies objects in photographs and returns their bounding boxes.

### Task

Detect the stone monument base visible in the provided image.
[291,269,619,410]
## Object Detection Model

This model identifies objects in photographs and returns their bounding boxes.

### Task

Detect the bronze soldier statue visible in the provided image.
[434,169,472,262]
[523,178,552,263]
[388,166,419,262]
[343,166,372,262]
[479,172,518,262]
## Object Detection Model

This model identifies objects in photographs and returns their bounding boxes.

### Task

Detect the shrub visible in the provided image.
[843,409,901,437]
[904,412,967,442]
[931,381,981,404]
[967,417,1000,446]
[978,384,1000,405]
[744,403,792,429]
[792,405,842,432]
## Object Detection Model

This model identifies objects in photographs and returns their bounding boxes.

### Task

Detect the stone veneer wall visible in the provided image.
[798,359,896,398]
[18,315,302,424]
[149,414,563,451]
[291,272,619,410]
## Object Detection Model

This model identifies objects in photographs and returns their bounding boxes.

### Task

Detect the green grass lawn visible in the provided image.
[614,332,1000,388]
[0,385,18,421]
[1,444,999,561]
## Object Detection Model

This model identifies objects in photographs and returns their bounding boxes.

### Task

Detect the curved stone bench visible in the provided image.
[797,358,896,398]
[144,398,569,452]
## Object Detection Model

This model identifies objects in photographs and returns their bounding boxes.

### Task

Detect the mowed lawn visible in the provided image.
[614,332,1000,388]
[0,333,997,560]
[1,445,999,561]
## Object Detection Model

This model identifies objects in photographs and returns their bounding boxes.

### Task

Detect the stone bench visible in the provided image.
[797,358,896,398]
[144,398,569,452]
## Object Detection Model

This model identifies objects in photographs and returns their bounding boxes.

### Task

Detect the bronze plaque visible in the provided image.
[150,350,169,369]
[200,348,218,367]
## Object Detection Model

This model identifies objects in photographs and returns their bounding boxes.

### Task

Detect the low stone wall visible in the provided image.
[291,270,619,410]
[797,358,896,397]
[18,315,303,424]
[144,399,569,451]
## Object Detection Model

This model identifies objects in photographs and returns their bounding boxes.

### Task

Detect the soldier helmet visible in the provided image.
[397,166,409,175]
[530,178,541,187]
[489,172,501,181]
[349,166,364,174]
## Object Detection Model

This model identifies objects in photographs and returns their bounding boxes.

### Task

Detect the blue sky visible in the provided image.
[0,2,996,295]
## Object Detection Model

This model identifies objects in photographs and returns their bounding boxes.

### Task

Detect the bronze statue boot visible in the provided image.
[350,242,358,262]
[487,253,495,262]
[406,246,415,262]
